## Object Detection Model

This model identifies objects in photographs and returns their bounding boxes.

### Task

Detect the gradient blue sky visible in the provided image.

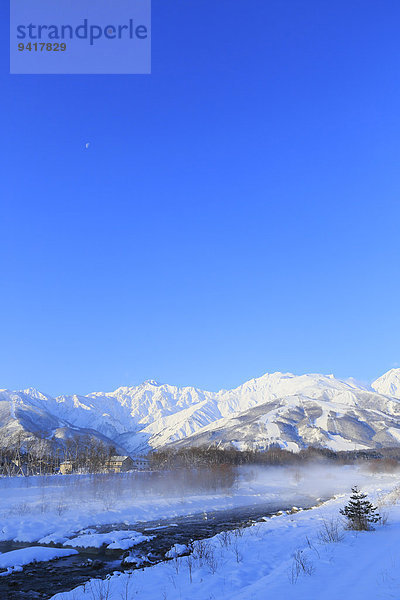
[1,0,400,396]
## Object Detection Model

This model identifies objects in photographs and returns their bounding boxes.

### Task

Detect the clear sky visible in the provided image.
[1,0,400,396]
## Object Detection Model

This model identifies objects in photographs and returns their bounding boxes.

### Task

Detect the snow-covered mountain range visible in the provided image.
[1,369,400,454]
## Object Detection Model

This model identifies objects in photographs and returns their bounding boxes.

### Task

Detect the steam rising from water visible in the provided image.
[0,462,396,521]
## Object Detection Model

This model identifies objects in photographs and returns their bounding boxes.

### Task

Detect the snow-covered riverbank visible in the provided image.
[1,466,399,599]
[0,465,389,544]
[49,471,400,600]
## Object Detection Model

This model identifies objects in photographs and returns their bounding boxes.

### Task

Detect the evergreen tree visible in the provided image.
[340,486,380,530]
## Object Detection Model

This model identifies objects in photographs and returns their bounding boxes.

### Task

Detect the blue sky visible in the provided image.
[1,0,400,396]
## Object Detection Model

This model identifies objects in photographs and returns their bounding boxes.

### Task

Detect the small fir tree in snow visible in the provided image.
[340,486,380,531]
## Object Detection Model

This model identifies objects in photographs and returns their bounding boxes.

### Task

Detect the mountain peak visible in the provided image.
[372,368,400,399]
[21,387,50,400]
[143,380,161,387]
[4,369,400,456]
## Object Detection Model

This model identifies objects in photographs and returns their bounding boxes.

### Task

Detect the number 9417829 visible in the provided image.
[18,42,67,52]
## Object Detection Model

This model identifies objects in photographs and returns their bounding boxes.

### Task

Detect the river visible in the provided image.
[1,492,326,600]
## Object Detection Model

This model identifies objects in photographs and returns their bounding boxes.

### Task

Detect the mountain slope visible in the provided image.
[171,389,400,452]
[0,390,124,452]
[2,369,400,455]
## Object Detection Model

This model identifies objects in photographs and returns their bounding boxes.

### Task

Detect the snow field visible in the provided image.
[47,472,400,600]
[0,465,389,545]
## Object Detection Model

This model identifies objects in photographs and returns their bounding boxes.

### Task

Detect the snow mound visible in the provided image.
[0,546,77,573]
[64,530,152,550]
[165,543,189,558]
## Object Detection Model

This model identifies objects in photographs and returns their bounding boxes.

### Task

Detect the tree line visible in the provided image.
[149,444,400,470]
[2,435,400,476]
[0,433,117,476]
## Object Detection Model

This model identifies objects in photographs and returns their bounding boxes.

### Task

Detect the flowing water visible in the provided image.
[1,494,325,600]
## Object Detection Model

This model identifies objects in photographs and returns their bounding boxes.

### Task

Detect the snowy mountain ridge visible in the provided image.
[1,368,400,454]
[371,368,400,399]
